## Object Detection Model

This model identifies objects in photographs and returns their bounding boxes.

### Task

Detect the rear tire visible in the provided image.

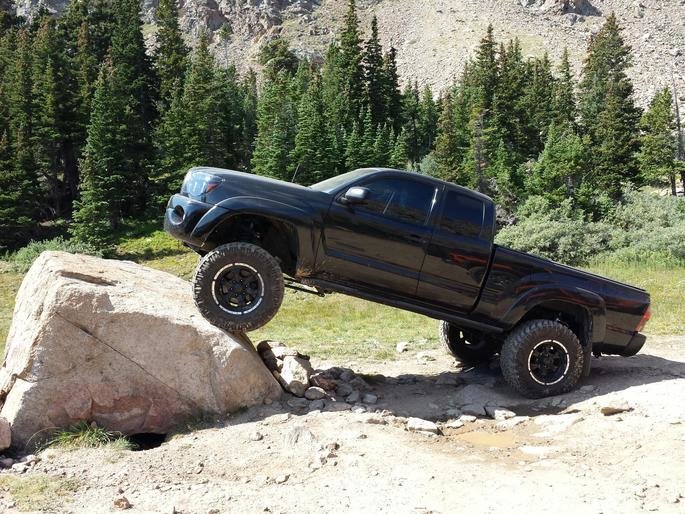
[193,243,284,332]
[500,319,584,398]
[439,321,500,365]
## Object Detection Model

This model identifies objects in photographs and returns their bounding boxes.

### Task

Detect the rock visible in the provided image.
[304,387,326,401]
[496,416,530,430]
[113,496,132,510]
[461,404,487,417]
[308,399,325,411]
[0,457,13,468]
[406,417,440,435]
[600,401,633,416]
[0,252,282,448]
[21,454,39,465]
[279,356,313,397]
[444,419,464,429]
[325,401,351,412]
[339,370,355,382]
[533,413,583,436]
[416,351,435,362]
[579,385,596,393]
[309,374,336,391]
[275,474,289,484]
[459,415,477,423]
[286,397,309,410]
[0,416,10,451]
[362,393,378,405]
[11,462,27,473]
[346,390,360,403]
[248,431,263,442]
[395,342,408,353]
[485,406,516,421]
[335,383,354,397]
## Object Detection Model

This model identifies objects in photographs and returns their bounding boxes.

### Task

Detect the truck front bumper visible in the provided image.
[163,194,212,250]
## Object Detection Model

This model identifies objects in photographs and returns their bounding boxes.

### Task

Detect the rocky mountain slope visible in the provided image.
[6,0,685,104]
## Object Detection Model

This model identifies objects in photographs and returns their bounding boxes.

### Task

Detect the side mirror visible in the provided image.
[340,186,369,205]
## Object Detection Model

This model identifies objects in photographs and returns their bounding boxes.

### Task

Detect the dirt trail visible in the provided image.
[1,335,684,513]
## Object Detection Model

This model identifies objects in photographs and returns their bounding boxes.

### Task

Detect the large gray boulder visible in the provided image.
[0,252,282,449]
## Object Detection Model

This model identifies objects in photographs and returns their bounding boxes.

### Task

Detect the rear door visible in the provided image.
[320,175,438,296]
[416,188,492,312]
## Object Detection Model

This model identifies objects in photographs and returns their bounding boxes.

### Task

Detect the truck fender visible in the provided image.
[500,285,606,343]
[190,196,320,272]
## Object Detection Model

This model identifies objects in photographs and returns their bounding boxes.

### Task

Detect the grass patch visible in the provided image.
[42,422,135,451]
[0,268,22,353]
[0,475,79,511]
[586,259,685,336]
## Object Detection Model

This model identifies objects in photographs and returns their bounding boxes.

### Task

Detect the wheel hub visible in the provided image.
[212,263,264,315]
[527,340,570,386]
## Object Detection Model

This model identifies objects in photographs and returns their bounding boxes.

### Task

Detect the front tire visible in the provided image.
[500,319,584,398]
[439,321,500,365]
[193,243,284,332]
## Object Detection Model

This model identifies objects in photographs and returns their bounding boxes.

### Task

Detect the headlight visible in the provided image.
[181,171,223,198]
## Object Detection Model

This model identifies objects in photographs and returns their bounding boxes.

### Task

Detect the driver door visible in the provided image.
[319,175,438,297]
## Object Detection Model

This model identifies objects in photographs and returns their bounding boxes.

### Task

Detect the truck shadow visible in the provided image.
[346,353,685,421]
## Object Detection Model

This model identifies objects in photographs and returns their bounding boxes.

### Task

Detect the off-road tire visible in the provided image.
[193,243,284,332]
[500,319,584,398]
[439,321,501,365]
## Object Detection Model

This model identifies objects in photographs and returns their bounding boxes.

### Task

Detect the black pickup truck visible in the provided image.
[164,167,651,398]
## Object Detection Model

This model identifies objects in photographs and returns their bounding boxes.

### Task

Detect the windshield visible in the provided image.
[309,169,376,193]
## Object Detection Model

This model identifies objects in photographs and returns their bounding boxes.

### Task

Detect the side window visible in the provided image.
[357,178,435,225]
[439,191,484,238]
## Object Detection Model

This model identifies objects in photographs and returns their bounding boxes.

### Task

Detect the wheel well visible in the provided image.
[205,214,299,276]
[518,301,591,346]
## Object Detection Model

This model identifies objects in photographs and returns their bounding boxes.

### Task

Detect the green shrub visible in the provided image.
[8,237,102,273]
[495,196,614,265]
[495,191,685,266]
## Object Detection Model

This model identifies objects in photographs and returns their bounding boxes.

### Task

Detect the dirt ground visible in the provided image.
[1,335,684,514]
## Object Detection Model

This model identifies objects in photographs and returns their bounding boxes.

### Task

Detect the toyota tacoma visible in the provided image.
[164,167,651,398]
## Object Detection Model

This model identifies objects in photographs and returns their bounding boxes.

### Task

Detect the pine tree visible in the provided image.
[290,76,334,184]
[434,93,463,183]
[579,13,640,190]
[417,85,438,159]
[109,0,157,212]
[4,28,39,236]
[259,38,298,80]
[382,46,402,131]
[590,83,639,198]
[251,71,296,179]
[401,82,420,165]
[551,48,577,127]
[344,122,365,171]
[338,0,364,128]
[31,16,64,215]
[71,57,124,246]
[520,54,556,157]
[360,108,377,166]
[637,88,677,191]
[372,124,392,166]
[362,16,385,125]
[154,0,189,113]
[527,122,589,202]
[240,69,258,169]
[390,128,410,170]
[472,25,498,112]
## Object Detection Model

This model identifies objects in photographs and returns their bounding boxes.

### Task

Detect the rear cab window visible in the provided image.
[438,190,485,238]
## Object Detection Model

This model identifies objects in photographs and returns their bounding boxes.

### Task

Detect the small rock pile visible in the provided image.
[256,341,379,412]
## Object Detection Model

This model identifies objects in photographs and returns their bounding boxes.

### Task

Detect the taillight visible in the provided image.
[181,171,223,198]
[636,306,651,332]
